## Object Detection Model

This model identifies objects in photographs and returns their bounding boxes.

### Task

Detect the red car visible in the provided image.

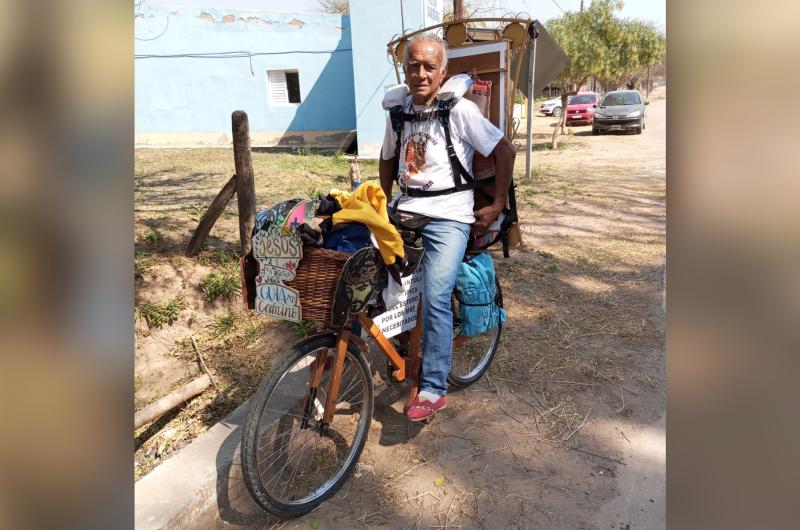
[565,92,600,126]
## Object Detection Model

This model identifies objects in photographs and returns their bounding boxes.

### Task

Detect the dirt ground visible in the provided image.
[135,87,665,529]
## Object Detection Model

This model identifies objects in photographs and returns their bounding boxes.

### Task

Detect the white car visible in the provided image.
[540,96,563,116]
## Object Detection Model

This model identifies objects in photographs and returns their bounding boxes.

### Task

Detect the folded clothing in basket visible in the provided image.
[322,222,372,254]
[329,183,404,265]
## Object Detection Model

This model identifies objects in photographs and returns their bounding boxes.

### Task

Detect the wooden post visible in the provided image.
[184,174,237,257]
[232,111,256,256]
[134,375,211,430]
[454,0,463,19]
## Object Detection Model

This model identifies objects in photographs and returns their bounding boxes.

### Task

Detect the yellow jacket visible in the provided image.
[330,183,404,265]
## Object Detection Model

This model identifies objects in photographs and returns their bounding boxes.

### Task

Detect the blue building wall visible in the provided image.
[135,4,355,146]
[349,0,442,158]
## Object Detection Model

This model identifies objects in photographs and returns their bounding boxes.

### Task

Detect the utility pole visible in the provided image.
[580,0,584,11]
[525,26,538,180]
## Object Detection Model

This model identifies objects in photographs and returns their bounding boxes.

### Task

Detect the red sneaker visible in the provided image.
[405,394,447,422]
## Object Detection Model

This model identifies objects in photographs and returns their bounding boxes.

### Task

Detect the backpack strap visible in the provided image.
[436,98,477,192]
[389,98,480,197]
[389,104,404,183]
[500,180,518,258]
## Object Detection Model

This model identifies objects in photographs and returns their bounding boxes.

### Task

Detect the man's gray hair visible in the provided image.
[403,32,448,71]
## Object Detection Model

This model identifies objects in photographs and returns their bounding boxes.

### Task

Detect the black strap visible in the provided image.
[389,105,404,183]
[389,99,478,195]
[402,186,465,198]
[437,99,476,191]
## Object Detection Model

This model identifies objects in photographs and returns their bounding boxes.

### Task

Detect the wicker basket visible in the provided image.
[285,246,350,324]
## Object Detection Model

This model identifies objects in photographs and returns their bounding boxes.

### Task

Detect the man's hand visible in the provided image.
[473,137,515,231]
[473,203,504,230]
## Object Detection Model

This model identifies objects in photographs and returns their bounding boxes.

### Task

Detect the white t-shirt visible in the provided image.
[380,96,504,224]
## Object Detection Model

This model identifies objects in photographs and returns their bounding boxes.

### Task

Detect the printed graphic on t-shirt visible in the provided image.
[402,132,438,181]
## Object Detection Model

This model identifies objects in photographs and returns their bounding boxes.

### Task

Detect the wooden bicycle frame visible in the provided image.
[310,298,429,426]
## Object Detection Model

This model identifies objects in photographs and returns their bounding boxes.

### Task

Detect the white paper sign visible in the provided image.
[375,266,423,339]
[252,226,303,322]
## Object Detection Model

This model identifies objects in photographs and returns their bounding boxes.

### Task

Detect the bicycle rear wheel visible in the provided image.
[447,277,503,388]
[240,334,373,517]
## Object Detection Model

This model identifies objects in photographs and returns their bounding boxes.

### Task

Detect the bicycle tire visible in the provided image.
[241,334,374,517]
[447,277,503,388]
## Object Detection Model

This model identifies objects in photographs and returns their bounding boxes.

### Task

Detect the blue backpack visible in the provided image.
[455,253,506,336]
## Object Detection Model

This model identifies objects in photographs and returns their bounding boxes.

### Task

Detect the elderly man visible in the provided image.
[379,33,516,422]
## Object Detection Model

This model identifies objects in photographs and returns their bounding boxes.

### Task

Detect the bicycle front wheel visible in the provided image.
[240,334,374,517]
[448,277,503,388]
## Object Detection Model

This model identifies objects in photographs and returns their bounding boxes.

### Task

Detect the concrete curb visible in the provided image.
[135,400,251,530]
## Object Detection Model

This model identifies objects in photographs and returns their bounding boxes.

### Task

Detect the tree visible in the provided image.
[629,21,665,95]
[596,20,665,94]
[314,0,349,14]
[443,0,499,25]
[546,0,625,148]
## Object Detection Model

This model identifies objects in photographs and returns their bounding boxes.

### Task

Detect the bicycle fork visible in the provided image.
[300,330,352,436]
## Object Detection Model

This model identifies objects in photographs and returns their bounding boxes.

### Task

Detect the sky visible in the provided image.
[143,0,665,31]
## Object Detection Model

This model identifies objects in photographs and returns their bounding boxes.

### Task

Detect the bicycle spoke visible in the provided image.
[279,430,319,498]
[263,431,316,490]
[241,340,373,513]
[256,424,308,469]
[255,426,296,454]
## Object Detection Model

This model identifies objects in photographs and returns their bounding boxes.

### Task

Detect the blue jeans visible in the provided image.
[418,219,471,396]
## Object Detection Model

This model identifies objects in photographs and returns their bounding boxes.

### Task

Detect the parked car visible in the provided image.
[540,96,562,116]
[592,90,649,135]
[565,92,600,126]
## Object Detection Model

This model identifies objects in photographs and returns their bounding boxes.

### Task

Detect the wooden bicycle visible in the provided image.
[239,240,503,517]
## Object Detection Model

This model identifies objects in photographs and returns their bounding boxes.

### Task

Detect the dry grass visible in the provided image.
[134,130,664,473]
[134,309,287,479]
[135,148,379,252]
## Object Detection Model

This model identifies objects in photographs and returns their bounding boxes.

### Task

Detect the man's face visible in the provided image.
[404,40,447,105]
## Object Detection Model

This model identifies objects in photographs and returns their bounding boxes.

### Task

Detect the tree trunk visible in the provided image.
[646,65,651,98]
[550,91,571,149]
[134,375,211,430]
[185,174,237,257]
[232,111,256,256]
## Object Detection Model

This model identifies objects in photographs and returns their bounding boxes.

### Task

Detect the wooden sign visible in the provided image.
[252,225,303,322]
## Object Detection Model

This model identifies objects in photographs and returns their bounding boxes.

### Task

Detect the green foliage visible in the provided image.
[296,146,314,157]
[599,18,666,90]
[187,204,205,223]
[136,296,185,329]
[290,320,314,337]
[200,269,240,302]
[135,250,152,280]
[244,321,262,342]
[197,248,237,266]
[143,229,162,244]
[546,1,665,93]
[306,185,321,199]
[212,310,237,337]
[547,0,625,91]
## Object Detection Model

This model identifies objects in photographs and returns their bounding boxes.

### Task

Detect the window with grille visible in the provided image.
[267,70,301,105]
